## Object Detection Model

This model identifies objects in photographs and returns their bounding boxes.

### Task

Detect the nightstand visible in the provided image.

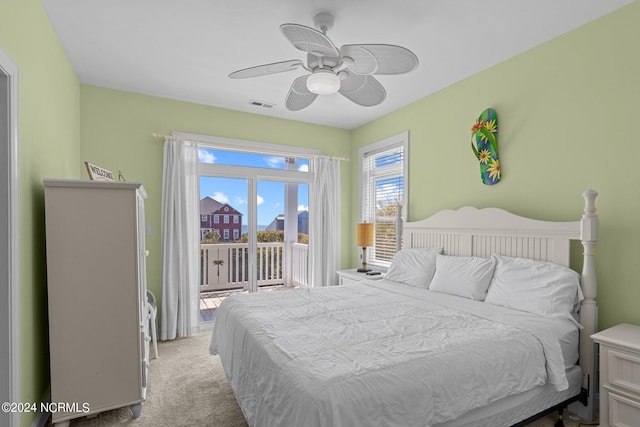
[337,268,383,286]
[591,323,640,427]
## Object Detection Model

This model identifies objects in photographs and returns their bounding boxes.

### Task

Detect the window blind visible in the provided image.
[361,143,405,265]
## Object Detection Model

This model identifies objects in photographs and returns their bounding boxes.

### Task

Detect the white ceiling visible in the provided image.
[41,0,632,130]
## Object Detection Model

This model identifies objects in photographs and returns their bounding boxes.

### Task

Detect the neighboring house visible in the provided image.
[200,196,243,242]
[266,210,309,235]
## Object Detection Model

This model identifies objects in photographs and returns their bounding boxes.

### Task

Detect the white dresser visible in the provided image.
[591,323,640,427]
[44,180,149,426]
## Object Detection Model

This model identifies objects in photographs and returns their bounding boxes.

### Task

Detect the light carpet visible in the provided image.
[61,330,593,427]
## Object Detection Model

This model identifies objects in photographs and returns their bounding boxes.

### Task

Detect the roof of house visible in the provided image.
[201,196,244,216]
[266,210,309,230]
[200,196,224,215]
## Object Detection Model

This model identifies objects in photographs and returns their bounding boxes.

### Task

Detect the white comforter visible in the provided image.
[210,279,578,427]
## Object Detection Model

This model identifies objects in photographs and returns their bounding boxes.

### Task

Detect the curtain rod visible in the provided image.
[152,132,349,162]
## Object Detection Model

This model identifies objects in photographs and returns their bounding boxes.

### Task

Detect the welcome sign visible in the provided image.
[84,161,114,181]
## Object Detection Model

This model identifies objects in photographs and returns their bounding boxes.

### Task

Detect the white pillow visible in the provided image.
[485,255,583,323]
[429,254,496,300]
[384,247,443,288]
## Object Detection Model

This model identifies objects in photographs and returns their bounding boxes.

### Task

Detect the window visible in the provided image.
[223,229,229,240]
[233,229,239,240]
[198,147,311,173]
[233,215,239,224]
[201,215,207,222]
[224,215,229,224]
[359,132,408,267]
[214,215,219,224]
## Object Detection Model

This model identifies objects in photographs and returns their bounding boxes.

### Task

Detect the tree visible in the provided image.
[238,230,309,244]
[239,230,284,243]
[374,201,402,262]
[201,230,220,244]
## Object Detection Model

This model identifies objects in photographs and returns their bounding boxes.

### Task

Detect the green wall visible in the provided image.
[0,0,82,425]
[79,86,352,310]
[351,1,640,331]
[2,0,639,424]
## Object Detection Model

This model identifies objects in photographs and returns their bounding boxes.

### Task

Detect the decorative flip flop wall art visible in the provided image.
[470,108,500,185]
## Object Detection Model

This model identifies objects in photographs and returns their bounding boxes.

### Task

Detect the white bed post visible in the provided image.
[570,189,598,422]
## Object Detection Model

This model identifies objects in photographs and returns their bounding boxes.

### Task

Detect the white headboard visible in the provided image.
[403,206,580,266]
[401,190,599,421]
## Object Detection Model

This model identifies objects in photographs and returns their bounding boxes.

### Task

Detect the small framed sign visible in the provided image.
[84,161,114,181]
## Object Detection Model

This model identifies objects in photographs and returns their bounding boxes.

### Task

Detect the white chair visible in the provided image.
[146,290,159,359]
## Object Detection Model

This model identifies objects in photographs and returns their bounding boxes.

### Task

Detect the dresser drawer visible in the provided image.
[608,391,640,427]
[606,348,640,395]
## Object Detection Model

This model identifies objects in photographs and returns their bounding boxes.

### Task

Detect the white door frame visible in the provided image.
[0,46,20,427]
[175,131,316,332]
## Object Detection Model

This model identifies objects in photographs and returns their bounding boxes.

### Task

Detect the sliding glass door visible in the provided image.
[256,180,309,290]
[199,176,249,293]
[196,142,313,326]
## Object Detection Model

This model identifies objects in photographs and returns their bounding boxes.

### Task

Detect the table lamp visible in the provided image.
[356,222,374,272]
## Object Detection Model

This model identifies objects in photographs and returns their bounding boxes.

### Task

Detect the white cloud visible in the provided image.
[257,195,264,205]
[298,164,309,172]
[266,156,284,168]
[234,196,246,205]
[198,148,216,164]
[213,192,229,204]
[298,205,308,211]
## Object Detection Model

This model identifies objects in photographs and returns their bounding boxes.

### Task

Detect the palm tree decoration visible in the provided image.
[470,108,500,185]
[212,259,224,277]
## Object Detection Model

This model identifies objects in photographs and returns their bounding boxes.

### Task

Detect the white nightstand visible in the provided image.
[337,268,383,286]
[591,323,640,427]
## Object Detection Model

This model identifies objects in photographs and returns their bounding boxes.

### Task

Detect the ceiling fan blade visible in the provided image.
[285,75,318,111]
[340,44,419,75]
[338,72,386,107]
[280,23,340,57]
[229,60,303,79]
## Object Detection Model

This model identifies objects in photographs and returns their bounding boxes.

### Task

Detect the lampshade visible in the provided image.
[356,222,374,247]
[306,69,340,95]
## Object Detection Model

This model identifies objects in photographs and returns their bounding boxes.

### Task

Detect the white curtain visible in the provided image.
[160,139,200,340]
[309,157,341,287]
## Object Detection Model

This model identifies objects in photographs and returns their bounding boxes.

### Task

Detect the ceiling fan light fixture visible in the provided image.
[306,69,340,95]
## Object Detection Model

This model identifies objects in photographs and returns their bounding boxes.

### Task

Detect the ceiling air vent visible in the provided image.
[249,100,275,109]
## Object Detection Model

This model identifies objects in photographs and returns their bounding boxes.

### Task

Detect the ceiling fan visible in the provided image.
[229,13,419,111]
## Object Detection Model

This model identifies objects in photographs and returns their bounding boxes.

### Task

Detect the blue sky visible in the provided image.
[198,148,309,226]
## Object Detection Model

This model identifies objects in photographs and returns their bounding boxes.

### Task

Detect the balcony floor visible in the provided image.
[199,284,298,324]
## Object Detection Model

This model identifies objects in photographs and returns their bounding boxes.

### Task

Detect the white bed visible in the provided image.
[210,190,599,427]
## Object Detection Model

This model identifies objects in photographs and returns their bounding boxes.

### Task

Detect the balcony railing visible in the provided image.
[290,243,309,288]
[200,242,309,292]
